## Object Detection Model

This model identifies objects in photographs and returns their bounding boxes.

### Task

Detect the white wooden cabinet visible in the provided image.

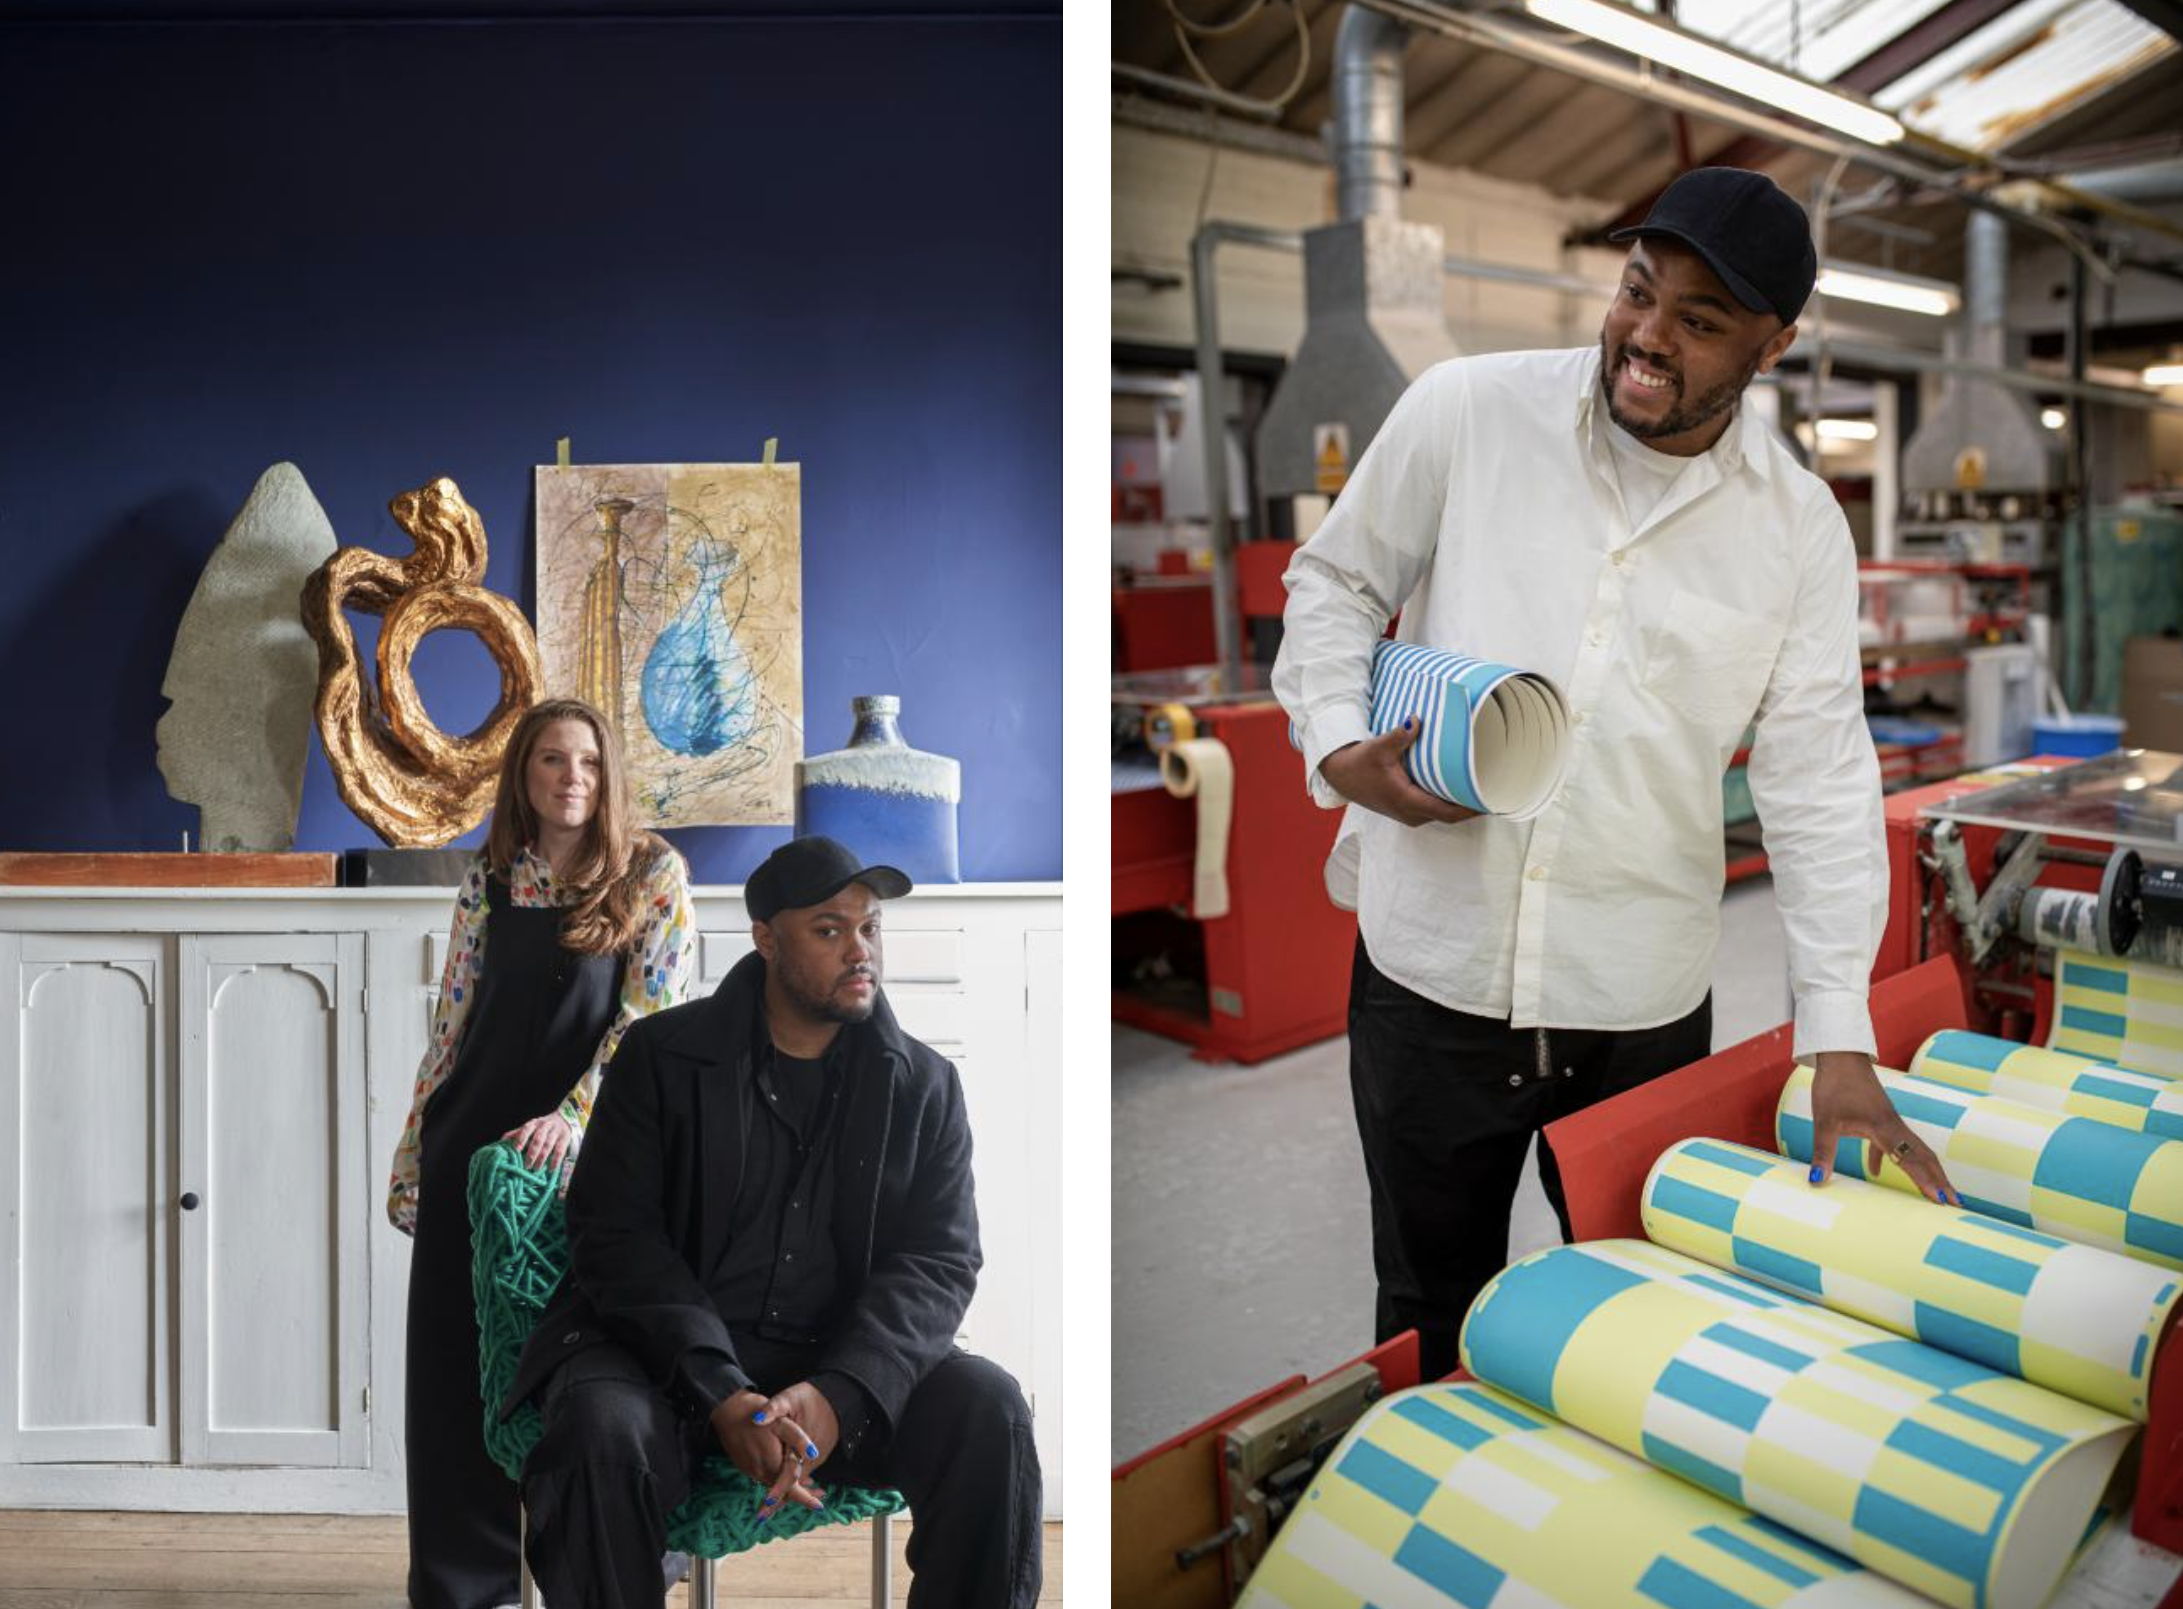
[0,884,1061,1516]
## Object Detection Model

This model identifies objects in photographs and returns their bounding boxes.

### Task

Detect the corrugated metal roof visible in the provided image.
[1874,0,2176,150]
[1657,0,1954,85]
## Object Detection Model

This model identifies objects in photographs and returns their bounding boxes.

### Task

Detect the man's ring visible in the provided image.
[1890,1137,1914,1159]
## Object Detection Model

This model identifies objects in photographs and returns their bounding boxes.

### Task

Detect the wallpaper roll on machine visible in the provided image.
[1236,1379,1933,1609]
[1777,1063,2183,1269]
[1457,1239,2137,1609]
[1642,1137,2181,1421]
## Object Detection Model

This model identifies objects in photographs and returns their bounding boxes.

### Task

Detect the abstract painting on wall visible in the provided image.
[536,462,802,826]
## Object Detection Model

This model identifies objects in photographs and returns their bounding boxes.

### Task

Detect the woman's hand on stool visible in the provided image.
[503,1112,574,1172]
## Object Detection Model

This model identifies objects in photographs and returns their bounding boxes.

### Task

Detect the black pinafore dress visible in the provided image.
[405,875,622,1609]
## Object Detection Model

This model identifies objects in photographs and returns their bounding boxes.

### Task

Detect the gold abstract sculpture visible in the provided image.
[301,476,543,847]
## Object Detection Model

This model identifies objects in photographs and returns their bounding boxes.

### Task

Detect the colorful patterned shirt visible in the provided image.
[386,841,698,1236]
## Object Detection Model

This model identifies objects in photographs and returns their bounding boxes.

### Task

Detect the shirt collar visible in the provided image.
[513,845,557,890]
[1573,345,1774,487]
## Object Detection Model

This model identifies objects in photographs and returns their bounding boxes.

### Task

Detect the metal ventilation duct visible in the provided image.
[1899,211,2055,500]
[1255,6,1461,502]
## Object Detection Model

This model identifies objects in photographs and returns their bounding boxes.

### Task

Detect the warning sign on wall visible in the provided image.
[1314,422,1351,495]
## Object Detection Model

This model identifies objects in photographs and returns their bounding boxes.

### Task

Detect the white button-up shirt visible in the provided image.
[1272,346,1887,1059]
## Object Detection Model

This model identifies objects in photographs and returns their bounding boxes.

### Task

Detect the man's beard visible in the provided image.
[779,959,879,1026]
[1599,334,1762,442]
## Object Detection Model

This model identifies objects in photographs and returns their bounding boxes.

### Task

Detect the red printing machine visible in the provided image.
[1116,750,2183,1604]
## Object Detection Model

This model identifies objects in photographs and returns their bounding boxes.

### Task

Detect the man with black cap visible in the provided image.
[506,835,1042,1608]
[1272,167,1958,1382]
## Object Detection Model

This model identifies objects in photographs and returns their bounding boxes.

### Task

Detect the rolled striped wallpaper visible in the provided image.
[1237,1380,1931,1609]
[1910,1030,2183,1141]
[2050,949,2183,1077]
[1367,640,1569,819]
[1776,1064,2183,1270]
[1641,1137,2180,1420]
[1457,1240,2134,1609]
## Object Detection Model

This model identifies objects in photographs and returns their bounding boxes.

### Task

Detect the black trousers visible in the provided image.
[522,1341,1043,1609]
[1348,938,1711,1382]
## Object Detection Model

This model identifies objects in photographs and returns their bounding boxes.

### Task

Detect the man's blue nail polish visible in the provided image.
[1808,1165,1824,1184]
[752,1411,767,1423]
[806,1442,820,1459]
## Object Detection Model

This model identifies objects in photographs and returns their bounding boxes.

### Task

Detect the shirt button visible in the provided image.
[1589,633,1604,647]
[1563,1067,1576,1079]
[1507,1073,1523,1087]
[786,1252,796,1262]
[1611,551,1627,567]
[1527,866,1546,882]
[1573,711,1588,726]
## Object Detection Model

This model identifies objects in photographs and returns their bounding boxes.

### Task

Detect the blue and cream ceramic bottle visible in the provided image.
[794,695,961,883]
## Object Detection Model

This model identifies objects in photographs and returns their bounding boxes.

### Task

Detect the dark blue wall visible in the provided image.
[0,11,1059,882]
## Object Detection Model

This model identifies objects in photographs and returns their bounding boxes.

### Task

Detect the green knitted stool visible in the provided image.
[466,1142,906,1606]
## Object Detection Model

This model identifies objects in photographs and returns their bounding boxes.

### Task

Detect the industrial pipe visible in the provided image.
[1192,222,1306,685]
[1332,6,1410,223]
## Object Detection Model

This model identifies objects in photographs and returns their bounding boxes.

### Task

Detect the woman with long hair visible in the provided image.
[388,696,697,1609]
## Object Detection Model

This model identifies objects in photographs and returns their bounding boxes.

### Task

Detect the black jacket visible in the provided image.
[502,951,982,1437]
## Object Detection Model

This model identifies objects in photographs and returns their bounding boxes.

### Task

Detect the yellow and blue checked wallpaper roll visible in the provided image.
[1457,1240,2133,1609]
[1911,1029,2183,1140]
[1776,1063,2183,1269]
[1641,1137,2181,1420]
[1237,1381,1930,1609]
[2050,948,2183,1077]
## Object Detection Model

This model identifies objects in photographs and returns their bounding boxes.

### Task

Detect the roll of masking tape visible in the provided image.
[1161,737,1233,920]
[1143,701,1196,753]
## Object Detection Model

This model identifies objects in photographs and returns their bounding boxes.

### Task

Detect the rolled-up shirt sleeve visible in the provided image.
[1272,361,1462,808]
[1746,500,1889,1061]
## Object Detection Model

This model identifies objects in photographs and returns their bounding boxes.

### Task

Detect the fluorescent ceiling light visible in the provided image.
[1815,264,1960,317]
[1815,418,1879,441]
[2041,407,2067,430]
[2147,363,2183,388]
[1526,0,1907,145]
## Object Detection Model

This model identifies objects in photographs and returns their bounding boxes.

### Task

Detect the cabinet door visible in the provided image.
[177,934,367,1468]
[0,935,171,1464]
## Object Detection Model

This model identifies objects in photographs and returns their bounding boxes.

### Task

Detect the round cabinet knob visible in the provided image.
[179,1192,200,1211]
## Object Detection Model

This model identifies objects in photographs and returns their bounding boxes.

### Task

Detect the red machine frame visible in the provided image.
[1112,699,1356,1063]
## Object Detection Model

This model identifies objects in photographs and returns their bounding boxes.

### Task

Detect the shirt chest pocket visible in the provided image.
[1639,590,1781,730]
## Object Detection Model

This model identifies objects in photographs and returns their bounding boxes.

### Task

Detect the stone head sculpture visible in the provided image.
[156,462,339,852]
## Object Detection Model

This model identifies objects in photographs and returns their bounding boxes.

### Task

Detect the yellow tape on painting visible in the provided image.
[1641,1137,2180,1419]
[1777,1064,2183,1269]
[1237,1381,1930,1609]
[1456,1242,2134,1609]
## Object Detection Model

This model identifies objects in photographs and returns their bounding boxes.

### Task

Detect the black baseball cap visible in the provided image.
[746,836,912,922]
[1608,167,1817,326]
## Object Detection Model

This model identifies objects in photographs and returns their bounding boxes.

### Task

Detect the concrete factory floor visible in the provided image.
[1111,875,1793,1464]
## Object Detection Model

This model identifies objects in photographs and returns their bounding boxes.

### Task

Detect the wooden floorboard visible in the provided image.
[0,1511,1064,1604]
